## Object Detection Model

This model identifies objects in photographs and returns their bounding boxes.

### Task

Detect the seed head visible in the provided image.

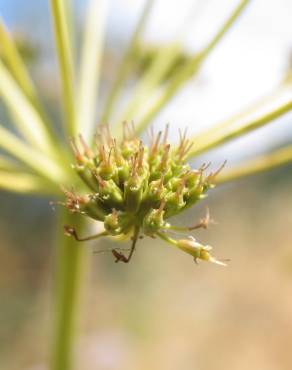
[63,123,226,264]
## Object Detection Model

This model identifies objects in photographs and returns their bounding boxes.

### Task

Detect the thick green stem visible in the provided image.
[51,210,86,370]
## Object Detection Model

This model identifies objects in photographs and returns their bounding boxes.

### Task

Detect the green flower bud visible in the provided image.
[124,175,144,213]
[143,203,165,235]
[96,177,124,208]
[177,237,226,266]
[74,164,99,192]
[98,154,114,180]
[104,209,123,235]
[62,188,108,221]
[84,195,110,221]
[143,178,166,206]
[117,162,130,184]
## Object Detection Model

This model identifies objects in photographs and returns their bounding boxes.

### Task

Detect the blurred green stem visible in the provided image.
[51,210,86,370]
[114,42,181,138]
[0,18,62,146]
[187,99,292,158]
[217,145,292,183]
[134,0,251,135]
[101,0,154,123]
[191,85,290,150]
[199,0,251,59]
[50,0,76,136]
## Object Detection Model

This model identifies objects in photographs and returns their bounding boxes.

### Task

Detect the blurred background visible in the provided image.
[1,1,292,369]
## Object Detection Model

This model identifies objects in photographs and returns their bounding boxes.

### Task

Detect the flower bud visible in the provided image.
[96,177,124,208]
[104,209,123,235]
[124,175,144,212]
[144,178,166,206]
[143,205,165,235]
[83,195,110,221]
[184,183,205,205]
[74,164,99,192]
[116,162,130,184]
[177,237,226,266]
[62,188,109,221]
[164,188,186,217]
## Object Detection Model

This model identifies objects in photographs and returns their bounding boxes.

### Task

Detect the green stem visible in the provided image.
[113,42,181,138]
[51,210,86,370]
[156,231,178,247]
[187,99,292,158]
[217,145,292,183]
[0,170,58,194]
[0,125,68,184]
[190,85,288,150]
[134,0,251,135]
[77,0,107,141]
[101,0,154,123]
[0,60,59,158]
[199,0,251,60]
[50,0,76,137]
[0,18,64,150]
[0,17,37,102]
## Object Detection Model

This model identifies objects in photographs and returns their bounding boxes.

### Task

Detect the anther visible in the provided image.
[70,138,83,164]
[162,124,169,145]
[78,134,94,159]
[160,144,170,167]
[151,130,162,155]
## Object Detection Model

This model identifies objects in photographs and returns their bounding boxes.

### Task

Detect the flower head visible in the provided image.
[63,122,225,264]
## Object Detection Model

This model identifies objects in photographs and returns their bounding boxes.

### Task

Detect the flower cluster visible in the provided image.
[63,123,226,265]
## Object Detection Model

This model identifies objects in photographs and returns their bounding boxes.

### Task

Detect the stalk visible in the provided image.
[50,0,76,137]
[0,17,61,147]
[0,171,56,194]
[101,0,154,122]
[76,0,107,141]
[113,42,181,138]
[187,99,292,157]
[0,125,67,183]
[217,145,292,183]
[134,0,251,135]
[51,210,86,370]
[190,85,289,150]
[0,60,58,157]
[0,18,37,102]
